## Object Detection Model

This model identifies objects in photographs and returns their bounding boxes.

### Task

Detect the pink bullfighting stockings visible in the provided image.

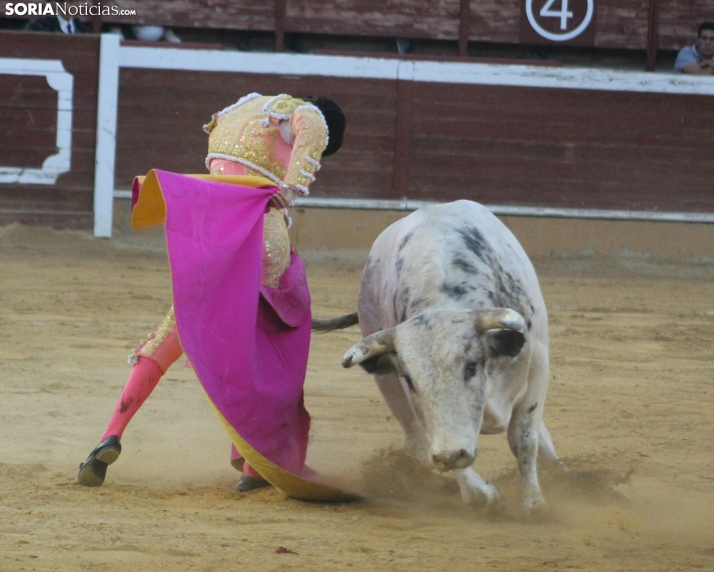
[101,356,164,440]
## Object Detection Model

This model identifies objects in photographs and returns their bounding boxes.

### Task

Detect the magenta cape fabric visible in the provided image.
[155,170,312,477]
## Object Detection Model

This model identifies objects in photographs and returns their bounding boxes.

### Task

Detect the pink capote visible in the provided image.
[153,170,312,477]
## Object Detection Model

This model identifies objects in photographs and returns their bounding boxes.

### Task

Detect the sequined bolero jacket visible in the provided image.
[203,93,329,196]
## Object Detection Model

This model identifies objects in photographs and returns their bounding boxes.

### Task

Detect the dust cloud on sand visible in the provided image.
[1,223,713,571]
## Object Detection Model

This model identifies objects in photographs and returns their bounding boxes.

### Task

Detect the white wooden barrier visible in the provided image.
[94,36,714,236]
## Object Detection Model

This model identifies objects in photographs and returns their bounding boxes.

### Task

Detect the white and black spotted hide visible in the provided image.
[333,201,559,511]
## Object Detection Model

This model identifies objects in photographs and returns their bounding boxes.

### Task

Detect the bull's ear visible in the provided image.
[358,353,399,375]
[342,327,397,368]
[485,329,526,359]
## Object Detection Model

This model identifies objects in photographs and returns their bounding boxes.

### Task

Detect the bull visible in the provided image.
[314,200,561,510]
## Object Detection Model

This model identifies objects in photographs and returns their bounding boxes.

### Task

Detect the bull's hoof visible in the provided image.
[521,491,552,523]
[522,490,547,518]
[461,482,503,508]
[455,468,505,510]
[77,435,121,487]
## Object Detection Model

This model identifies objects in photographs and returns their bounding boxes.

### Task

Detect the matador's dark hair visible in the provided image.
[307,97,346,157]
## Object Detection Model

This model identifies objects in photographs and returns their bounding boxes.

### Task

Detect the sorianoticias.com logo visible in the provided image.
[5,3,137,16]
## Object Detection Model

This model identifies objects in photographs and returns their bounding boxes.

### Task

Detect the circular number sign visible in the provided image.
[525,0,594,42]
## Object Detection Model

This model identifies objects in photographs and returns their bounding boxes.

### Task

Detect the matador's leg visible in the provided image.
[78,308,183,486]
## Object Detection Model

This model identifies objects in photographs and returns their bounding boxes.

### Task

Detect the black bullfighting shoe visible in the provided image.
[236,475,271,493]
[77,435,121,487]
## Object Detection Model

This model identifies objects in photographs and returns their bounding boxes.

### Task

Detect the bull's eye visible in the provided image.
[464,361,478,380]
[403,375,416,392]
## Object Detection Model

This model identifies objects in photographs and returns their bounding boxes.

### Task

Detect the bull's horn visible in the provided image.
[473,308,525,333]
[341,327,397,368]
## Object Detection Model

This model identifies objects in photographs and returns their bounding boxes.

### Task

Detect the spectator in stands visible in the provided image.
[675,22,714,74]
[131,25,181,43]
[24,0,90,34]
[396,38,413,55]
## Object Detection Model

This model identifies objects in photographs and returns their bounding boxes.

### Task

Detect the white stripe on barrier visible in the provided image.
[112,191,714,224]
[119,47,401,79]
[411,61,714,95]
[295,198,714,223]
[119,45,714,96]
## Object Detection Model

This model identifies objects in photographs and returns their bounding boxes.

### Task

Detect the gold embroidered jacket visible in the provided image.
[204,93,328,195]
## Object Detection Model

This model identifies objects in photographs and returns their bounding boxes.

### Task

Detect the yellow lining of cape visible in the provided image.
[207,400,359,502]
[131,170,277,230]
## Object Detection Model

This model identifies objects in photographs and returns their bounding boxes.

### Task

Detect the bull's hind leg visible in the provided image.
[374,372,428,461]
[453,467,502,507]
[538,422,568,476]
[538,422,562,462]
[508,405,545,511]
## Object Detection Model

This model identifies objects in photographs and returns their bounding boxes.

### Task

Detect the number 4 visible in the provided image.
[540,0,573,30]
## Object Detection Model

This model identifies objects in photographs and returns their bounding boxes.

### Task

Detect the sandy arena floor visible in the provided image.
[1,223,713,571]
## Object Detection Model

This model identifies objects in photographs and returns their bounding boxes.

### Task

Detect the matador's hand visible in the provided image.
[268,191,292,211]
[271,182,301,209]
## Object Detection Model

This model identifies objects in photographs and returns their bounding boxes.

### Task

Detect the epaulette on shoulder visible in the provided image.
[263,94,304,120]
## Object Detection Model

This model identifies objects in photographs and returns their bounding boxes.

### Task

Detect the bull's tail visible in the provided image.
[311,312,359,332]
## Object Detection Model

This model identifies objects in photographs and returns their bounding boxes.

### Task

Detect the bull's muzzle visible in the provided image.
[431,449,475,472]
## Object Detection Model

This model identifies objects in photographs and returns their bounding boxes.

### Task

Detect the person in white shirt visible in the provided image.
[674,22,714,75]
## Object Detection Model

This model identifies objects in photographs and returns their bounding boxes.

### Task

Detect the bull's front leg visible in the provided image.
[373,372,428,462]
[358,297,428,462]
[453,467,502,508]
